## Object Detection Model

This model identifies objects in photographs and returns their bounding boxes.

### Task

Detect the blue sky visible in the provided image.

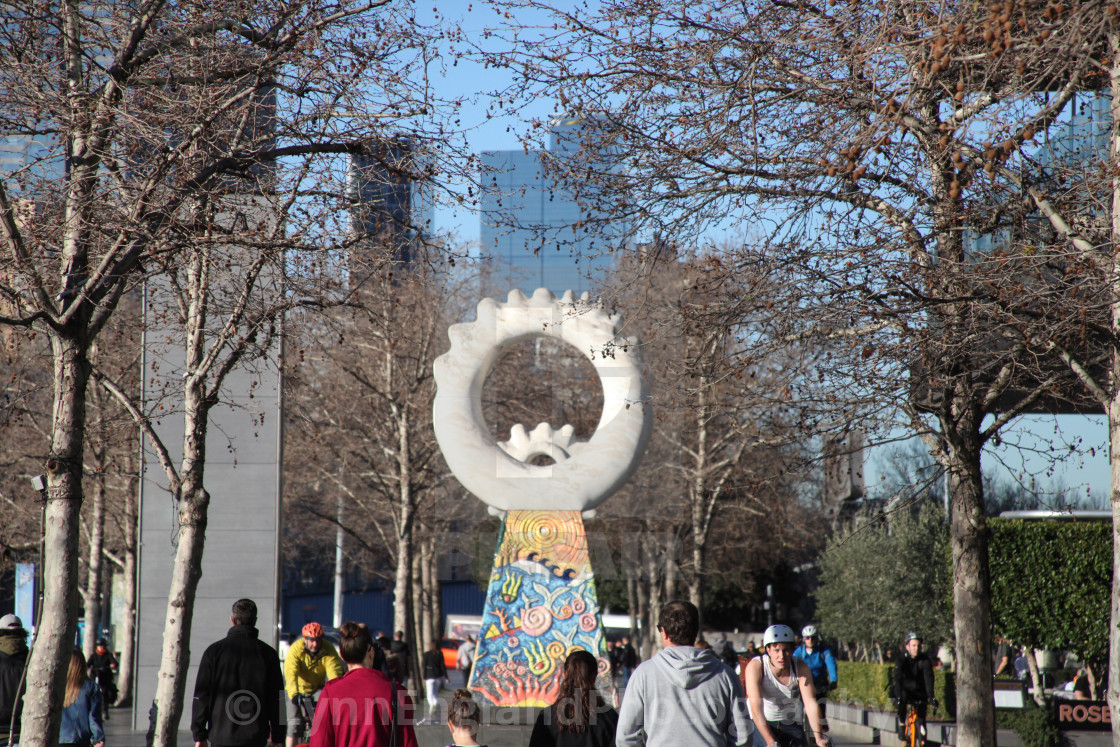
[418,3,1113,504]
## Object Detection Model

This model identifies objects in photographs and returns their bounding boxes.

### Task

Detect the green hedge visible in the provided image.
[834,661,954,720]
[990,519,1111,663]
[835,661,893,710]
[995,700,1060,747]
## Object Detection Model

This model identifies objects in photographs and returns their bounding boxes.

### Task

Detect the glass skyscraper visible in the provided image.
[480,117,623,296]
[347,141,434,272]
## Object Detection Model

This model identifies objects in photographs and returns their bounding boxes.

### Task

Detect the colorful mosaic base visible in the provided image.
[469,510,614,706]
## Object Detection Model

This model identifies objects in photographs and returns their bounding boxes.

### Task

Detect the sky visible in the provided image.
[415,3,1113,506]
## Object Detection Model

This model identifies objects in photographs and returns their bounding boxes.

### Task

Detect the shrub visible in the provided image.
[995,700,1060,747]
[990,519,1111,662]
[833,661,954,720]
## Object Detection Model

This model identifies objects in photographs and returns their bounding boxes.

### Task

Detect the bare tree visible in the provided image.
[0,0,469,741]
[285,256,479,686]
[599,248,820,630]
[485,2,1116,743]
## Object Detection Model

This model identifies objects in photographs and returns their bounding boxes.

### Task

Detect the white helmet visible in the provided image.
[802,625,818,638]
[763,624,796,646]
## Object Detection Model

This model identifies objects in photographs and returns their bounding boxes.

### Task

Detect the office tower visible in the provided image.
[480,117,623,296]
[348,140,434,274]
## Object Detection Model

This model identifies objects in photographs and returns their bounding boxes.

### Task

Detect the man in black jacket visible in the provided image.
[892,632,937,742]
[0,615,28,747]
[88,638,118,719]
[191,599,284,747]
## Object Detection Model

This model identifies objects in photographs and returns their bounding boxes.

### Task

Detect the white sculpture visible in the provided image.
[433,288,651,513]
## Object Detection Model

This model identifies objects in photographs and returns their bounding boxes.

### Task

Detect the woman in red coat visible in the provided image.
[310,622,418,747]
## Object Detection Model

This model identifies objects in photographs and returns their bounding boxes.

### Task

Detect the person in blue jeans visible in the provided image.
[793,625,837,713]
[60,649,105,747]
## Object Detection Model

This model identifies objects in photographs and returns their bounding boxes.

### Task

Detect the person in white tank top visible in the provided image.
[743,625,829,747]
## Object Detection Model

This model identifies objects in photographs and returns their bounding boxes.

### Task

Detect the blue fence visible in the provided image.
[282,580,486,637]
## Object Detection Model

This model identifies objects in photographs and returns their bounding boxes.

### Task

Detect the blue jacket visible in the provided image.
[793,645,837,690]
[60,678,104,745]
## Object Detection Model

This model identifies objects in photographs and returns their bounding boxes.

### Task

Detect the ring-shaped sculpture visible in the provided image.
[432,288,650,513]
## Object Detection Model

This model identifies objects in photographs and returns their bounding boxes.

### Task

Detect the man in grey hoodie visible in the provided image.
[617,600,751,746]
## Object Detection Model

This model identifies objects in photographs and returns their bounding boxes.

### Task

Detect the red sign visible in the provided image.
[1053,701,1112,731]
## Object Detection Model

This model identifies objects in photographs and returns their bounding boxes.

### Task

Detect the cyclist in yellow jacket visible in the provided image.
[284,621,344,747]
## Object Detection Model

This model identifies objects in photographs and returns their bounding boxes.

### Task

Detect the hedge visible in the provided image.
[834,661,955,720]
[989,519,1111,663]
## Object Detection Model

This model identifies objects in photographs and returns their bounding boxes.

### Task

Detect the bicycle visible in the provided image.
[899,700,928,747]
[291,692,318,741]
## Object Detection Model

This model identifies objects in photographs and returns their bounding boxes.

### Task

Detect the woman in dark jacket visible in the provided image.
[529,650,618,747]
[421,639,448,724]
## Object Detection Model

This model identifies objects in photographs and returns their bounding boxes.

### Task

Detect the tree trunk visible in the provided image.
[150,481,209,747]
[663,537,677,602]
[644,543,662,656]
[635,574,649,660]
[626,571,639,652]
[116,454,140,706]
[412,549,426,652]
[946,404,995,747]
[20,336,88,747]
[689,387,708,627]
[688,532,704,630]
[82,456,106,661]
[1024,646,1045,707]
[1109,331,1120,741]
[1107,29,1120,744]
[151,363,211,747]
[428,539,441,644]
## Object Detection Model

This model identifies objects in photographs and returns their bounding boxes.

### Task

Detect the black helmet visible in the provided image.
[97,638,109,646]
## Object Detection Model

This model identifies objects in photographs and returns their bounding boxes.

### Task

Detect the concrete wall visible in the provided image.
[133,246,282,731]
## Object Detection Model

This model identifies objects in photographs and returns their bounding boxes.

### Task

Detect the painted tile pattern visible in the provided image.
[469,510,614,706]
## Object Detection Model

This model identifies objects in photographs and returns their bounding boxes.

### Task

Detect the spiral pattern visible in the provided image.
[579,613,598,633]
[508,635,520,648]
[546,641,566,661]
[555,604,574,620]
[506,511,586,570]
[596,656,612,677]
[521,606,553,637]
[570,597,587,614]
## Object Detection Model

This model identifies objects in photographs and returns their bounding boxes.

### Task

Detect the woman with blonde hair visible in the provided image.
[529,650,618,747]
[59,648,105,747]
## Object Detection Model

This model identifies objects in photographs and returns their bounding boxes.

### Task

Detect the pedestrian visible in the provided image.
[309,621,417,747]
[59,648,105,747]
[87,639,118,720]
[609,642,623,685]
[456,637,475,684]
[743,624,829,747]
[616,600,750,747]
[444,689,486,747]
[0,614,29,747]
[421,639,448,724]
[387,655,406,686]
[190,598,285,747]
[391,631,410,686]
[993,635,1011,677]
[618,638,638,688]
[529,649,618,747]
[718,641,738,672]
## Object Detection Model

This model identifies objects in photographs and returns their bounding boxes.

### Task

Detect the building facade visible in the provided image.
[480,117,623,296]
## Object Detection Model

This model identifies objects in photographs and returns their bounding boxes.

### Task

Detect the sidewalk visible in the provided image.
[103,703,879,747]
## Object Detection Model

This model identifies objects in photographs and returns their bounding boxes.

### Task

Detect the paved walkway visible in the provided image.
[103,704,877,747]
